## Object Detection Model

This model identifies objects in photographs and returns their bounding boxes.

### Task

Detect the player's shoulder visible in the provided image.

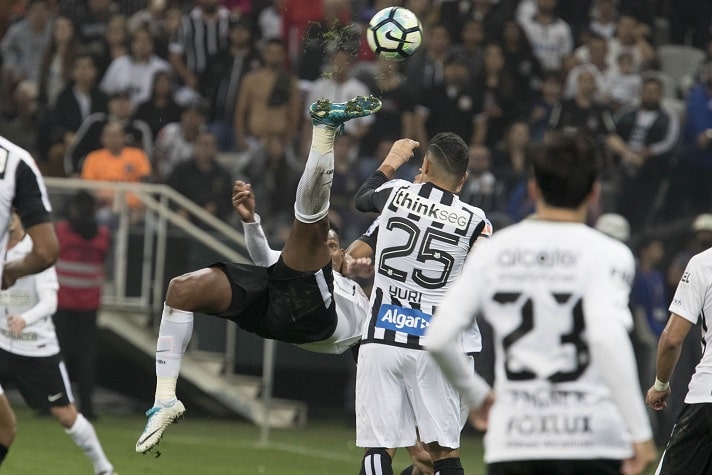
[687,247,712,272]
[0,135,33,166]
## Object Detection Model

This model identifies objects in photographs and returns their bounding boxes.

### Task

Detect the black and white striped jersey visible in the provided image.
[169,7,231,78]
[356,177,489,350]
[0,136,53,283]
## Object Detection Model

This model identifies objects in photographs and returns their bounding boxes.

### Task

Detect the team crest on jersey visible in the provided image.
[391,188,470,230]
[376,304,431,336]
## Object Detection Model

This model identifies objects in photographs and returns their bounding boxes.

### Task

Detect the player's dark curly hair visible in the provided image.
[427,132,469,179]
[529,131,599,209]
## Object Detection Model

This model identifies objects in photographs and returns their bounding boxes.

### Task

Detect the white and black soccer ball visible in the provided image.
[366,6,423,61]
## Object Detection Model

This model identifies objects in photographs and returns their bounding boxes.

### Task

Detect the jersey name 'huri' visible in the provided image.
[392,188,470,230]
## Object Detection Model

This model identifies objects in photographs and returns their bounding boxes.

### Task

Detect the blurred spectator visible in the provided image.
[53,190,111,420]
[205,17,262,151]
[77,0,119,63]
[668,0,712,50]
[154,102,206,180]
[134,70,183,138]
[99,27,170,107]
[296,0,357,84]
[549,68,616,143]
[473,43,523,148]
[517,0,573,72]
[668,64,712,216]
[257,0,284,46]
[499,20,541,95]
[169,0,231,96]
[606,14,656,75]
[450,18,485,82]
[564,64,606,103]
[529,71,563,142]
[40,53,108,177]
[459,144,507,215]
[38,16,79,110]
[492,121,531,198]
[302,48,372,155]
[244,133,301,237]
[588,0,619,40]
[281,0,350,69]
[166,131,233,226]
[92,14,130,77]
[234,38,299,153]
[328,133,368,242]
[567,33,611,86]
[403,23,452,96]
[439,0,505,45]
[65,90,152,176]
[607,76,679,233]
[414,53,480,147]
[604,52,642,111]
[629,234,671,445]
[80,121,152,214]
[128,0,168,38]
[358,58,416,158]
[0,0,53,118]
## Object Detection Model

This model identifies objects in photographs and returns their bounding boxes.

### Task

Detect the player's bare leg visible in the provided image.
[283,95,381,272]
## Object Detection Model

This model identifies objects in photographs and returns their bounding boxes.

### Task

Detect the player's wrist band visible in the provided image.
[654,377,669,391]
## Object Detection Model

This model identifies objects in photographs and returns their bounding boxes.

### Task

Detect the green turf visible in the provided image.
[2,405,662,474]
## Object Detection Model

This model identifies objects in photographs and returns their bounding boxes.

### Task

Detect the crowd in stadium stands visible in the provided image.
[1,0,712,423]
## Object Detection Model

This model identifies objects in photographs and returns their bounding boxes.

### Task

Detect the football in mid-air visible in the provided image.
[366,6,422,61]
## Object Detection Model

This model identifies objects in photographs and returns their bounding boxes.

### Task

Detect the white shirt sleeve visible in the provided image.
[425,245,492,409]
[242,214,281,267]
[583,244,653,443]
[20,267,59,326]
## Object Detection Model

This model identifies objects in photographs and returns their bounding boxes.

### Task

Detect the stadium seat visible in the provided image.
[657,44,706,96]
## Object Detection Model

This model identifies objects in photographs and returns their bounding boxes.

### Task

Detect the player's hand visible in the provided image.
[621,440,657,475]
[468,390,494,432]
[645,385,671,410]
[6,314,26,337]
[381,138,419,172]
[232,181,256,222]
[342,254,374,279]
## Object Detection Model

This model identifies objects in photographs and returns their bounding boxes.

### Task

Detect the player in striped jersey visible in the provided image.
[427,132,657,474]
[646,246,712,474]
[353,133,492,475]
[0,135,58,466]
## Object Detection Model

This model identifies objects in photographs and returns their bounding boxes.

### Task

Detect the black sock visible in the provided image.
[360,448,393,475]
[400,464,415,475]
[0,443,9,464]
[433,457,464,475]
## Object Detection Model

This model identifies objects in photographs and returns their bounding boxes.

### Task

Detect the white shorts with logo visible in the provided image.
[355,343,463,449]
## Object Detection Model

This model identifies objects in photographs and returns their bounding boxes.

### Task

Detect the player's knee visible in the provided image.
[166,272,203,310]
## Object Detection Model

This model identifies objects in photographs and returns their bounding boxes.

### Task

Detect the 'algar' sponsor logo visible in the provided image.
[376,304,432,337]
[392,189,470,230]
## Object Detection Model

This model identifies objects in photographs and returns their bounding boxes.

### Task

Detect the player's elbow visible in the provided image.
[658,327,685,351]
[35,238,59,269]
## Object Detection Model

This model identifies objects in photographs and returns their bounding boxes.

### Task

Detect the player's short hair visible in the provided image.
[427,132,469,179]
[529,131,598,209]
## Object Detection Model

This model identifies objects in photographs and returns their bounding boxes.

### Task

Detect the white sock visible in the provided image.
[294,124,337,223]
[154,303,193,405]
[65,414,113,475]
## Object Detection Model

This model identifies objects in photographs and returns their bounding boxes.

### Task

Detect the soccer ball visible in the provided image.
[366,7,423,61]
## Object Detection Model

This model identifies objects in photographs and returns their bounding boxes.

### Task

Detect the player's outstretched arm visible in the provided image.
[232,180,281,268]
[645,313,691,411]
[2,222,58,289]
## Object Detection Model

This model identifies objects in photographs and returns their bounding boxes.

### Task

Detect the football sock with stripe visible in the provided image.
[399,464,415,475]
[65,413,113,474]
[433,457,464,475]
[154,303,194,406]
[294,124,337,224]
[360,447,393,475]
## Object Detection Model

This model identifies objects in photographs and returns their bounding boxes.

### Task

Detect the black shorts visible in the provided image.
[211,256,337,344]
[658,403,712,475]
[0,347,72,410]
[488,459,622,475]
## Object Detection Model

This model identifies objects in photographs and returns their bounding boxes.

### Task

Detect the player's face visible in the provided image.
[327,231,344,271]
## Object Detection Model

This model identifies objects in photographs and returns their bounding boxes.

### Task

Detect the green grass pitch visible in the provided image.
[2,404,661,474]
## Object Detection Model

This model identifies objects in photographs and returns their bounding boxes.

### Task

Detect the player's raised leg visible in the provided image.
[281,95,381,272]
[135,270,233,454]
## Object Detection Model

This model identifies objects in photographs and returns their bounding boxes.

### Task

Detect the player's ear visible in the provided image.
[455,171,468,193]
[527,178,539,202]
[587,180,601,207]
